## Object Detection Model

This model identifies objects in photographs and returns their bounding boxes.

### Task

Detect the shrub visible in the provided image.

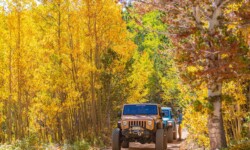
[229,141,250,150]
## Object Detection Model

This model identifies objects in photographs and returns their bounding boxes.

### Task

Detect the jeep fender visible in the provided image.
[117,121,121,129]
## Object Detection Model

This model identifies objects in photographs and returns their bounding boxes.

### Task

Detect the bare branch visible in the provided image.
[219,0,230,8]
[193,6,204,30]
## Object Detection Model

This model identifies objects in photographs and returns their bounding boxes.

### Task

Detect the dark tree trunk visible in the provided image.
[247,82,250,138]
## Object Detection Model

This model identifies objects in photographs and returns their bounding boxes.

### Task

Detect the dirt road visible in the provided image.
[105,128,188,150]
[121,140,183,150]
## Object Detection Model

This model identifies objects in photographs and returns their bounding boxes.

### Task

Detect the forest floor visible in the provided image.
[104,128,188,150]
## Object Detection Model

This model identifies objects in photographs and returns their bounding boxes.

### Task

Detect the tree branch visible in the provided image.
[193,6,204,30]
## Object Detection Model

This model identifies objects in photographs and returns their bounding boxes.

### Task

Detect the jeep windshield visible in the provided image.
[162,110,170,117]
[123,105,158,115]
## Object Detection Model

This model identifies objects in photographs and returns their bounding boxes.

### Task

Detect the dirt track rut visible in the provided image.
[104,128,188,150]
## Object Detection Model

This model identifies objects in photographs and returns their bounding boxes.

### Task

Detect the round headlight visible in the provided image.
[122,121,127,126]
[148,120,152,126]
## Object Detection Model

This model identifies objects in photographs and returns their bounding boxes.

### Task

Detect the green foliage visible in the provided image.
[125,9,180,104]
[229,140,250,150]
[70,140,90,150]
[0,135,39,150]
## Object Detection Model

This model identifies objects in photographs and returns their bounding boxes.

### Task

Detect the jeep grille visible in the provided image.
[129,120,146,128]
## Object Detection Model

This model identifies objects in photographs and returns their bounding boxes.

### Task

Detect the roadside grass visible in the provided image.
[0,133,108,150]
[0,139,92,150]
[220,138,250,150]
[228,141,250,150]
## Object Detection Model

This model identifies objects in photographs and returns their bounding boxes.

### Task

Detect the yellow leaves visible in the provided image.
[180,82,208,107]
[183,104,209,148]
[0,0,136,143]
[227,24,237,31]
[160,76,177,102]
[187,66,199,73]
[222,81,246,141]
[82,0,136,73]
[127,51,154,103]
[187,65,203,74]
[224,2,244,32]
[239,26,250,44]
[221,53,229,59]
[223,81,246,105]
[113,40,136,60]
[225,2,242,15]
[178,83,210,147]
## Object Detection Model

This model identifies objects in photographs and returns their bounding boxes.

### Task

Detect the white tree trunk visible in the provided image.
[207,83,227,150]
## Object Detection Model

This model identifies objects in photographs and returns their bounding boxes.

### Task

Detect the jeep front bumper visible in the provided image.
[122,127,153,138]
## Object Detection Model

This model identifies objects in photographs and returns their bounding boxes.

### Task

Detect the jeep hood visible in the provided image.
[162,118,173,121]
[162,118,171,121]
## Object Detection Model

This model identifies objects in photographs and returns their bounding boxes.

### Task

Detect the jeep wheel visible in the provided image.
[167,127,173,143]
[156,129,167,150]
[121,141,129,148]
[112,128,121,150]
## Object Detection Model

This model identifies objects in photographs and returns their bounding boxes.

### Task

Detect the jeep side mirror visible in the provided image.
[118,112,122,118]
[161,112,165,117]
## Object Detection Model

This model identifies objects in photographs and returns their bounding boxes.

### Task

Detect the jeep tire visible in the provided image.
[155,129,167,150]
[112,128,121,150]
[167,127,173,143]
[121,141,129,148]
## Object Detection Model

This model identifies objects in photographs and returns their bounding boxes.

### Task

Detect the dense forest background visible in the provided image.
[0,0,250,149]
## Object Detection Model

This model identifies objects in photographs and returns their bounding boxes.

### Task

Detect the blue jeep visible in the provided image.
[162,107,177,142]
